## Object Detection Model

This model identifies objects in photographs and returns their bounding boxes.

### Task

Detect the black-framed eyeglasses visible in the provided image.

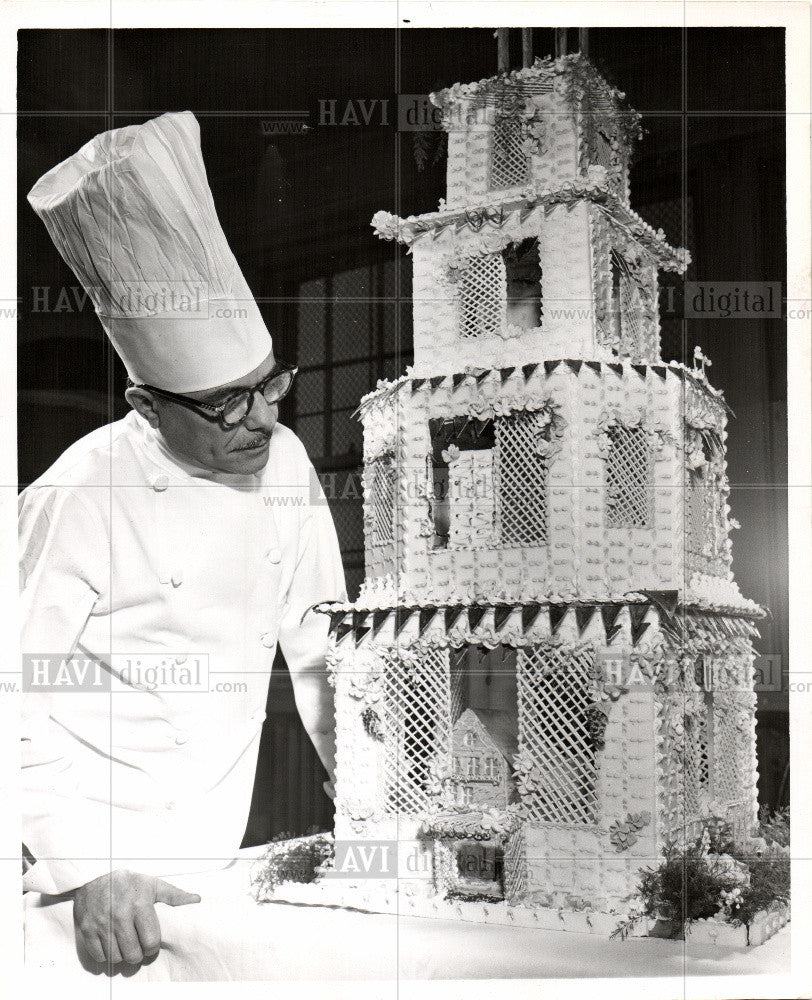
[130,360,298,429]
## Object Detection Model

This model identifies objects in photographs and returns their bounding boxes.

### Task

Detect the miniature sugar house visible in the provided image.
[325,54,765,918]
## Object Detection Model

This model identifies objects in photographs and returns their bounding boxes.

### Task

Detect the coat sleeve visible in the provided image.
[19,486,113,894]
[276,446,347,786]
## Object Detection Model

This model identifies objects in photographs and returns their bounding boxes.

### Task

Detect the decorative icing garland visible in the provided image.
[371,181,689,271]
[596,408,673,456]
[355,359,729,425]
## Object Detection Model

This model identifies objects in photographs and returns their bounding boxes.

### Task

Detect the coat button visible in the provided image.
[152,475,170,493]
[260,632,277,648]
[266,547,281,564]
[174,731,189,746]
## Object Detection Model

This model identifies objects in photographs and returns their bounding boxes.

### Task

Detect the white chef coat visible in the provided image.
[19,409,346,895]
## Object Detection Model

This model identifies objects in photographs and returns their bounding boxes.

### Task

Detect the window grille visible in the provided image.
[605,424,652,527]
[368,451,397,547]
[294,259,414,597]
[635,197,695,362]
[457,252,506,338]
[489,115,530,189]
[516,646,597,825]
[382,647,452,814]
[495,411,549,545]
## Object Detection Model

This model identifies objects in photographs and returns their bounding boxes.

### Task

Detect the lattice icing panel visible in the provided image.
[489,115,530,189]
[368,451,397,547]
[381,646,452,815]
[605,424,652,527]
[495,411,549,545]
[457,252,506,338]
[516,646,597,825]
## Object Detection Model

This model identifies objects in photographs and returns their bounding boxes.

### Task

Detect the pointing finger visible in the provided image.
[154,879,201,907]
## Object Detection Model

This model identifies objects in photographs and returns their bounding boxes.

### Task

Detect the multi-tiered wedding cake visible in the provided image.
[255,53,766,935]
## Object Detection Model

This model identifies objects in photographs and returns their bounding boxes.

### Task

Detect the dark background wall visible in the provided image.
[17,27,788,841]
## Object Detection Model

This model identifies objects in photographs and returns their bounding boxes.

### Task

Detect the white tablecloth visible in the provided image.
[24,848,790,985]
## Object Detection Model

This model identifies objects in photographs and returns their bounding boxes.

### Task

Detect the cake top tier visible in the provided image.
[372,53,690,373]
[429,52,642,211]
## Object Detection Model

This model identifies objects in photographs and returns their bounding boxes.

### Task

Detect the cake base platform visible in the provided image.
[23,847,790,985]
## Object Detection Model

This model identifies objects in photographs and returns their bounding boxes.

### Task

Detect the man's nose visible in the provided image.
[243,391,278,433]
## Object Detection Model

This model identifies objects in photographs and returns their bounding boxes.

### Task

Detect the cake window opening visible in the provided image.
[503,237,542,329]
[592,123,616,173]
[456,252,506,338]
[489,114,530,189]
[605,424,652,528]
[454,842,505,896]
[429,417,496,549]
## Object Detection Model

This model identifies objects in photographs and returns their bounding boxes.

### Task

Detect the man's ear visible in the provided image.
[125,386,161,428]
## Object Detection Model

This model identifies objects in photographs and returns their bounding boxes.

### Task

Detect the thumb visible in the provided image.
[154,879,201,907]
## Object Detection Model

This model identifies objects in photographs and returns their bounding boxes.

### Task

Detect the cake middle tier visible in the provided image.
[355,359,756,615]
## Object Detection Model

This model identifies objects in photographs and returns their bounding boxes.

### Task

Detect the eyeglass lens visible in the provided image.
[221,370,295,426]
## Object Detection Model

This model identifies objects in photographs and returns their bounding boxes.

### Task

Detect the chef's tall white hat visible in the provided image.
[27,112,272,393]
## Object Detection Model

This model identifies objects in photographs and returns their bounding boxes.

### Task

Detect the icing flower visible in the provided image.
[467,398,492,419]
[492,397,520,417]
[441,444,460,464]
[371,211,401,240]
[480,808,511,836]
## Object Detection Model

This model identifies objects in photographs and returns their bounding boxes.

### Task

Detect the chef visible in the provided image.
[20,111,346,968]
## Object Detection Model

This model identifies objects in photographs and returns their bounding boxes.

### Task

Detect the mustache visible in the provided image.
[234,433,272,451]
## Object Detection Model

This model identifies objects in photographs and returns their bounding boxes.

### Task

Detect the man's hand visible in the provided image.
[73,869,201,966]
